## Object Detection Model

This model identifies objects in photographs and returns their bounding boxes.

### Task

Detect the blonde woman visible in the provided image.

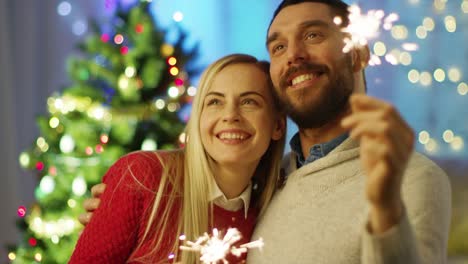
[69,54,286,264]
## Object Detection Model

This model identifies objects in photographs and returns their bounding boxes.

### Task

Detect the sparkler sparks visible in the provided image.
[337,4,418,66]
[337,4,398,53]
[179,228,264,264]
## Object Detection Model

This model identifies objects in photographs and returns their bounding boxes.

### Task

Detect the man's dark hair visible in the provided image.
[268,0,351,31]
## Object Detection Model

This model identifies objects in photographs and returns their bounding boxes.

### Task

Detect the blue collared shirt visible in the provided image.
[289,132,349,168]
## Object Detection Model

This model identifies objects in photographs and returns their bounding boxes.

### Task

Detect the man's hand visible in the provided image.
[78,183,106,226]
[341,94,414,233]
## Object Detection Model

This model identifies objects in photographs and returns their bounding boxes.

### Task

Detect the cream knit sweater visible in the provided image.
[248,138,451,264]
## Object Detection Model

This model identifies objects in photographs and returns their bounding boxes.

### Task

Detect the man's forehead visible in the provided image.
[268,2,334,35]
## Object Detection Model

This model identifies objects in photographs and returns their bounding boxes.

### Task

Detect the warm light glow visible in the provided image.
[179,132,187,144]
[155,99,165,109]
[187,86,197,96]
[391,25,408,40]
[168,103,178,112]
[444,16,457,33]
[408,69,420,84]
[168,86,179,98]
[433,69,446,83]
[68,199,77,208]
[458,82,468,95]
[35,253,42,262]
[434,0,446,11]
[168,57,177,66]
[141,138,157,151]
[49,117,60,128]
[40,175,55,194]
[450,136,464,151]
[420,72,432,87]
[443,130,454,143]
[416,26,427,39]
[36,137,46,149]
[425,139,438,153]
[422,17,435,31]
[448,68,461,83]
[125,66,136,77]
[463,0,468,13]
[399,52,412,66]
[19,152,31,168]
[161,44,174,56]
[51,235,60,244]
[72,176,87,196]
[60,134,75,153]
[170,67,179,76]
[118,75,130,90]
[419,131,430,144]
[8,252,16,260]
[373,42,386,56]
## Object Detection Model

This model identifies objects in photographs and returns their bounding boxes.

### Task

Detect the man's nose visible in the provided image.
[287,40,308,66]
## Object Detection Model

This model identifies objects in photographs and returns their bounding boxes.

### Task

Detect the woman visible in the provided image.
[69,54,286,263]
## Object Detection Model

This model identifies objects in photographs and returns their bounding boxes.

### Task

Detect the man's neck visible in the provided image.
[298,110,350,159]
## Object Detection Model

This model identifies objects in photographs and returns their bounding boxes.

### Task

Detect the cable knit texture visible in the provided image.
[248,137,451,264]
[69,151,258,264]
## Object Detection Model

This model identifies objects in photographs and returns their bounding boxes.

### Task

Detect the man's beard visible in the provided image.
[276,59,354,129]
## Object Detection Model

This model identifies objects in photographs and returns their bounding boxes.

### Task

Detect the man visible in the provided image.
[247,1,451,263]
[81,1,451,263]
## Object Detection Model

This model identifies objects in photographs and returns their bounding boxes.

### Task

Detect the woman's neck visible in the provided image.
[212,162,257,199]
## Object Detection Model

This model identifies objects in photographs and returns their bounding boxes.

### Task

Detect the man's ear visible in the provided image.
[272,116,286,141]
[351,45,370,72]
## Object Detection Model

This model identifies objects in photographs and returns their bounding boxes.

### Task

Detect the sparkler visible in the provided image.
[337,4,418,66]
[179,228,264,264]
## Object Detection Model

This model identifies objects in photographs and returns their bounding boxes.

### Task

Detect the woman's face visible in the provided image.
[200,63,284,169]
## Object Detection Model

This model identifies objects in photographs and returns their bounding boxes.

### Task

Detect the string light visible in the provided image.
[114,34,124,45]
[173,11,184,22]
[17,206,27,218]
[57,1,72,16]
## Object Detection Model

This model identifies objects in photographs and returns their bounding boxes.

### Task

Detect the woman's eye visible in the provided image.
[206,98,221,106]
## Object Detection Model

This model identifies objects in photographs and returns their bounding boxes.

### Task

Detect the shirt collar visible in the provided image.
[209,178,252,219]
[289,132,349,167]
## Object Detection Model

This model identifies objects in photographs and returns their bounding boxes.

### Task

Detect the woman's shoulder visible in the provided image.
[104,149,184,191]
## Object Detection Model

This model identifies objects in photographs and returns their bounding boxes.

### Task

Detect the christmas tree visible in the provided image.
[7,1,198,263]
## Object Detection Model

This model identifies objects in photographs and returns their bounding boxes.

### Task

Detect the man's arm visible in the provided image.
[78,183,106,225]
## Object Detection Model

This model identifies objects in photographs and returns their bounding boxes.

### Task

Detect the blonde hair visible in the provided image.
[131,54,286,263]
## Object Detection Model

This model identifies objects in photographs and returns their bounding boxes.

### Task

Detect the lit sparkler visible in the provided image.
[337,4,419,66]
[179,228,264,264]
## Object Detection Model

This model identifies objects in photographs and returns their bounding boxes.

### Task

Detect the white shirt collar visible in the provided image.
[209,178,252,219]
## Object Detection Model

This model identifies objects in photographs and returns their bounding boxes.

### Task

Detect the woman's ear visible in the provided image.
[272,116,286,140]
[351,45,370,72]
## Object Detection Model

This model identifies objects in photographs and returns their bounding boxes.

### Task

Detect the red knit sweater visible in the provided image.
[69,151,258,264]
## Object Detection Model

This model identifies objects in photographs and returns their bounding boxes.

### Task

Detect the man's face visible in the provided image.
[267,2,354,128]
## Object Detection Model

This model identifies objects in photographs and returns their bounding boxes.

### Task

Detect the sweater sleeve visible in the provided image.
[68,151,162,263]
[361,153,452,264]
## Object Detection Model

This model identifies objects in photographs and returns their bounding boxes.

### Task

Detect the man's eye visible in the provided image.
[306,32,318,39]
[271,44,285,54]
[241,98,259,106]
